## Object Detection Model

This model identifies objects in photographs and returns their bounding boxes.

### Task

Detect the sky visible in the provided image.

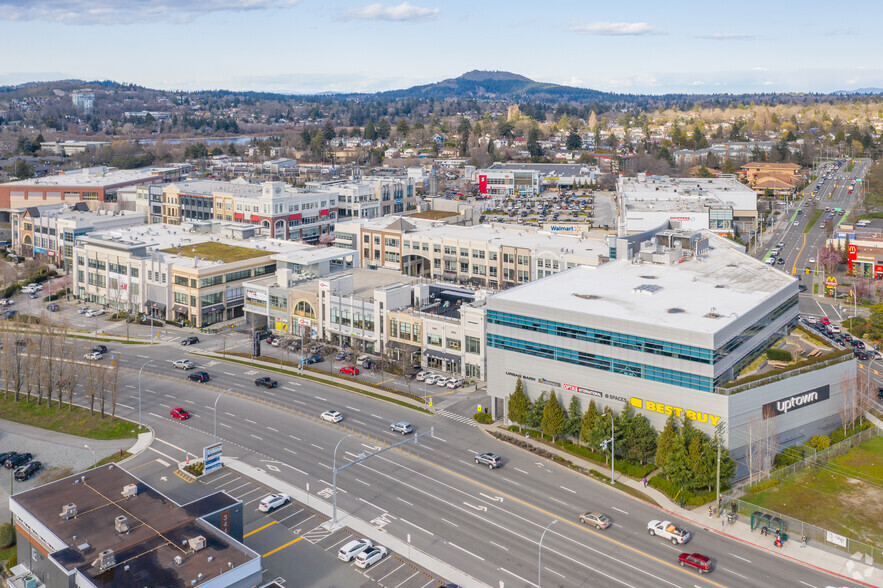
[0,0,881,95]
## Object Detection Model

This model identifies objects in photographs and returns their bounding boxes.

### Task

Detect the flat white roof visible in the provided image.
[620,175,757,212]
[1,167,164,188]
[491,235,795,335]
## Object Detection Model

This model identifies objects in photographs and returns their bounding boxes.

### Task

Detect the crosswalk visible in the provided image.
[435,409,477,427]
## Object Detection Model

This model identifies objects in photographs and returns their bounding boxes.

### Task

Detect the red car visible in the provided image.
[170,407,191,420]
[820,317,830,325]
[678,553,713,574]
[339,366,360,375]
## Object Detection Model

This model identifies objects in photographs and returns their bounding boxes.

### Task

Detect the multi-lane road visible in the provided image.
[51,338,860,588]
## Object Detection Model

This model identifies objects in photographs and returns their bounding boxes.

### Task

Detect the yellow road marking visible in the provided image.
[424,388,461,398]
[127,459,159,471]
[263,536,302,557]
[378,378,397,385]
[792,234,807,275]
[244,520,277,538]
[414,458,730,588]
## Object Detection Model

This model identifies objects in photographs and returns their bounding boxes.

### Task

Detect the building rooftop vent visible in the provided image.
[667,308,685,314]
[705,311,723,319]
[573,293,601,301]
[633,284,662,295]
[60,503,77,520]
[639,275,658,280]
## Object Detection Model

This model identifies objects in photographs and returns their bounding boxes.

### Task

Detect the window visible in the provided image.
[389,319,398,338]
[364,234,370,243]
[225,269,252,282]
[174,291,189,304]
[465,336,480,354]
[472,265,486,276]
[400,322,411,340]
[201,292,223,305]
[269,295,287,310]
[489,266,498,277]
[200,275,223,288]
[293,300,315,319]
[446,338,461,351]
[433,244,441,253]
[413,323,420,341]
[472,250,485,259]
[384,237,399,247]
[427,334,442,346]
[503,253,514,263]
[385,252,400,263]
[253,264,276,276]
[460,262,469,273]
[174,275,189,286]
[130,268,139,278]
[330,308,339,324]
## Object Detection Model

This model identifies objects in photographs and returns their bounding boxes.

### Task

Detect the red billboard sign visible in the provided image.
[478,174,488,194]
[848,244,858,274]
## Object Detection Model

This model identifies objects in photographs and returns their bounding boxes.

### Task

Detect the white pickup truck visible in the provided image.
[647,520,691,544]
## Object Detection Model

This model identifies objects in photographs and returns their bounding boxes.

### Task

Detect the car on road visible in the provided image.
[258,493,290,512]
[855,350,872,360]
[92,345,108,354]
[305,354,323,364]
[798,284,807,292]
[820,317,830,325]
[475,452,502,469]
[648,520,691,544]
[181,336,199,346]
[793,220,799,226]
[14,460,41,481]
[5,452,32,469]
[579,511,612,530]
[678,553,713,574]
[173,359,195,370]
[187,371,210,383]
[46,303,59,312]
[447,377,464,389]
[321,410,343,423]
[355,545,388,569]
[170,407,191,420]
[77,307,89,314]
[338,538,373,562]
[84,351,102,361]
[356,354,370,366]
[255,376,278,388]
[335,351,347,361]
[416,371,431,381]
[809,257,816,264]
[390,421,413,435]
[339,366,360,376]
[85,309,105,317]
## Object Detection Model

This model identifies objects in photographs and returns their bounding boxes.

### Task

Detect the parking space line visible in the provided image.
[290,514,314,528]
[244,520,277,538]
[393,570,420,588]
[237,487,262,499]
[263,536,303,557]
[225,481,254,493]
[374,561,402,581]
[324,536,352,551]
[277,508,304,524]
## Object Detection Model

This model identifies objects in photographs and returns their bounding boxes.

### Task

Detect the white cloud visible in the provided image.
[0,0,301,24]
[344,2,439,22]
[751,67,769,72]
[696,33,755,40]
[569,22,662,36]
[569,76,584,87]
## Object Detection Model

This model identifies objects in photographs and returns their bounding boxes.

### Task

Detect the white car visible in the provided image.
[809,258,816,264]
[355,545,388,569]
[258,493,290,512]
[84,351,103,361]
[86,309,105,317]
[173,359,195,370]
[415,371,431,381]
[77,307,89,314]
[356,355,369,366]
[447,377,464,389]
[321,410,343,423]
[423,374,440,385]
[435,376,450,387]
[338,539,373,562]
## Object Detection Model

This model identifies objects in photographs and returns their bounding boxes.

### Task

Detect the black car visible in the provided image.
[187,371,210,382]
[182,336,199,346]
[0,451,17,464]
[254,376,278,388]
[92,344,108,354]
[14,460,40,481]
[5,452,32,469]
[855,350,872,360]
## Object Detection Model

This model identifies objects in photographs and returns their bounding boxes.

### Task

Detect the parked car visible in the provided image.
[339,366,360,376]
[415,371,430,381]
[84,351,103,361]
[305,355,323,364]
[390,421,413,435]
[579,511,612,530]
[362,359,377,369]
[173,359,195,370]
[85,309,105,317]
[181,336,200,346]
[335,351,347,361]
[14,460,40,481]
[321,410,343,423]
[3,310,17,319]
[92,345,108,354]
[170,407,191,420]
[338,539,373,562]
[255,376,278,388]
[187,371,210,382]
[258,493,290,512]
[678,553,713,574]
[355,545,388,569]
[5,452,32,469]
[46,303,59,312]
[474,452,502,469]
[447,377,464,389]
[356,355,370,366]
[424,374,440,385]
[0,452,17,464]
[435,376,450,387]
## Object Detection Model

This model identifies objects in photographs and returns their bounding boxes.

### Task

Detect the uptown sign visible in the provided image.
[762,385,830,419]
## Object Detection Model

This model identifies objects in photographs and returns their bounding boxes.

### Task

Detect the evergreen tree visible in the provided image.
[377,118,391,140]
[681,417,700,448]
[526,392,546,429]
[664,435,693,490]
[364,120,377,141]
[541,392,566,442]
[527,125,541,159]
[322,121,336,142]
[507,377,529,431]
[655,414,679,468]
[580,400,600,445]
[716,435,737,491]
[565,396,582,440]
[226,143,238,156]
[686,436,711,492]
[721,157,736,175]
[566,132,582,150]
[624,412,658,464]
[587,408,614,456]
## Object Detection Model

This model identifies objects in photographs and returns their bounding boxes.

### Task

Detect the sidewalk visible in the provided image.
[479,423,881,588]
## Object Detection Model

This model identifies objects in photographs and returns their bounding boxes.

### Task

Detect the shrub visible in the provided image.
[766,349,792,362]
[807,435,831,450]
[473,412,492,424]
[0,522,14,548]
[773,446,804,469]
[648,475,725,506]
[183,461,204,477]
[746,478,780,493]
[7,552,16,568]
[830,428,846,443]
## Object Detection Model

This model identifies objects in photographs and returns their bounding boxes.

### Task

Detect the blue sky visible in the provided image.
[0,0,880,95]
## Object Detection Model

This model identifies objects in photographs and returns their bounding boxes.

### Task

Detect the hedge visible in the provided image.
[473,412,492,424]
[722,348,853,389]
[44,288,69,301]
[746,478,780,493]
[766,348,792,362]
[773,446,804,469]
[649,475,724,506]
[0,522,13,548]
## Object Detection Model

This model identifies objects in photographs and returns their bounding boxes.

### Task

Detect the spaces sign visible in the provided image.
[203,442,223,474]
[762,385,829,419]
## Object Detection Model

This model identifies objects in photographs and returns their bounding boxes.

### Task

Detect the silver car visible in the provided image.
[390,421,413,435]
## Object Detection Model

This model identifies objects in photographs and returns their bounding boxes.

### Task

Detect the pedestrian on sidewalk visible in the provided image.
[775,537,783,548]
[708,506,713,518]
[731,499,737,514]
[679,498,684,509]
[801,534,807,547]
[642,476,647,488]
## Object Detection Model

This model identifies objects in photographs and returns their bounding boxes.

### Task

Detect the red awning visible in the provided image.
[288,213,302,221]
[251,214,260,222]
[234,212,243,220]
[320,209,329,216]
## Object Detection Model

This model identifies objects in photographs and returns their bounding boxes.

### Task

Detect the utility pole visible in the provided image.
[715,420,726,517]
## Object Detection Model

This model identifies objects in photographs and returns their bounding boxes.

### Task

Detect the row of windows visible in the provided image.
[487,310,714,364]
[488,333,713,392]
[713,295,799,362]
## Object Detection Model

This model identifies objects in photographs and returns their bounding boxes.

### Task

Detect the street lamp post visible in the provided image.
[332,433,355,528]
[603,412,615,485]
[84,444,96,469]
[538,519,558,588]
[213,389,229,441]
[137,359,154,428]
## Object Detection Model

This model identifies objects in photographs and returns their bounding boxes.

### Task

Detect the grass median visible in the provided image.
[804,208,823,233]
[0,395,145,440]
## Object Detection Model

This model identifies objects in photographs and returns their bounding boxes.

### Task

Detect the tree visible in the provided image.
[696,165,714,178]
[687,435,714,492]
[12,160,34,179]
[721,157,736,175]
[622,411,657,464]
[818,245,841,274]
[527,125,541,159]
[655,414,679,468]
[364,120,377,141]
[526,392,546,429]
[565,396,582,440]
[377,118,391,140]
[541,392,566,442]
[663,435,692,490]
[396,119,410,137]
[507,377,529,431]
[322,121,336,142]
[579,400,600,445]
[496,119,514,139]
[587,408,614,455]
[566,132,582,151]
[226,143,238,156]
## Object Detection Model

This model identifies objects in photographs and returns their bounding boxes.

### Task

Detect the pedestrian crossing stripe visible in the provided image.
[436,409,477,427]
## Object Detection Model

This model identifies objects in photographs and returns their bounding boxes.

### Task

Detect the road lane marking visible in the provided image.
[400,517,434,535]
[224,372,235,376]
[355,478,370,486]
[267,427,279,432]
[514,467,529,474]
[370,413,383,420]
[314,396,327,401]
[799,582,817,588]
[722,568,747,580]
[447,541,483,560]
[396,497,413,506]
[499,567,534,586]
[250,434,263,440]
[244,521,277,538]
[225,412,236,416]
[245,418,257,424]
[310,443,323,450]
[345,406,361,412]
[289,435,301,441]
[440,518,458,527]
[548,497,567,506]
[728,553,751,563]
[284,448,297,455]
[488,540,509,551]
[293,399,307,405]
[220,423,232,428]
[351,419,367,426]
[559,485,576,493]
[612,507,628,515]
[117,402,134,409]
[263,537,303,557]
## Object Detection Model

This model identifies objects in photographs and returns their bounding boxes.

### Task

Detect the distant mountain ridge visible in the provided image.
[833,87,883,95]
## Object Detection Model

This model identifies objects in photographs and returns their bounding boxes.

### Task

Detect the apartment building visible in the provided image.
[312,176,418,221]
[334,216,607,290]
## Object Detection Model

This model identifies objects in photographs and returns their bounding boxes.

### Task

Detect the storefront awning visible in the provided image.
[172,305,188,314]
[202,303,225,314]
[423,348,460,363]
[387,340,421,352]
[146,300,166,311]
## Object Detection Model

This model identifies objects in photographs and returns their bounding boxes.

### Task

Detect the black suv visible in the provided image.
[182,336,199,346]
[93,344,108,354]
[254,376,278,388]
[187,371,210,382]
[14,460,40,481]
[5,452,32,469]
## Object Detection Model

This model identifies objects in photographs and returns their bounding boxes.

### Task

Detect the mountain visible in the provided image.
[372,70,623,103]
[833,87,883,95]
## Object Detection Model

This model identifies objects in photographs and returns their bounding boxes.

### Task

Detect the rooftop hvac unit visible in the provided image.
[93,549,115,570]
[114,516,129,533]
[173,555,183,566]
[22,575,37,588]
[60,503,77,519]
[188,536,206,552]
[121,484,138,498]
